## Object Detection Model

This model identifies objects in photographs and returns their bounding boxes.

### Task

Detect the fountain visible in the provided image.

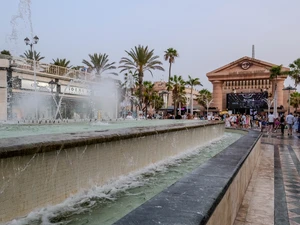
[0,2,263,225]
[0,121,226,224]
[0,55,120,122]
[3,131,243,225]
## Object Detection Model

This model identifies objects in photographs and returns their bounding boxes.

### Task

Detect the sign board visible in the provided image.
[21,80,91,96]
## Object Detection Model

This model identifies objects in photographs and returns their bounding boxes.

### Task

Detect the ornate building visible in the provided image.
[207,56,291,114]
[0,55,120,121]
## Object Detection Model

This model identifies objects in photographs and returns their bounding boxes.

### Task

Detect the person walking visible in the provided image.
[241,113,246,129]
[280,114,285,135]
[298,115,300,133]
[286,113,295,136]
[268,112,275,133]
[293,115,299,133]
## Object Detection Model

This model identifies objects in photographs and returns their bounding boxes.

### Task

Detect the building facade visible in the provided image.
[153,81,200,114]
[0,55,120,121]
[207,56,292,114]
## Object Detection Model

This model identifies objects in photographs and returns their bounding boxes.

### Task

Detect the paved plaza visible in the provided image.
[234,131,300,225]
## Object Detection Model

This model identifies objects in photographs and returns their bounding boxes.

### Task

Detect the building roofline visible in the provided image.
[207,56,289,75]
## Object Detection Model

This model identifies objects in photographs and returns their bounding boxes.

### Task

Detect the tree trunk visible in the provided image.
[138,71,143,110]
[273,79,278,117]
[173,99,176,116]
[178,101,181,115]
[167,62,172,108]
[190,87,193,116]
[168,62,172,90]
[145,101,148,119]
[130,88,134,112]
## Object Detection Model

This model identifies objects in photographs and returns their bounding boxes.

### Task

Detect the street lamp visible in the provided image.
[48,79,56,119]
[186,97,190,114]
[24,36,39,50]
[48,80,56,93]
[24,35,39,119]
[160,90,169,109]
[206,99,214,120]
[283,85,297,114]
[263,98,274,116]
[159,90,169,118]
[48,79,60,119]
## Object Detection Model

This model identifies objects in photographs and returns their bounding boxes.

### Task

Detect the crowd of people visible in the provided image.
[224,112,300,135]
[125,111,300,136]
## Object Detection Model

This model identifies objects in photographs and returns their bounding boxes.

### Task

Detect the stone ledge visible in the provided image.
[113,130,261,225]
[0,121,223,158]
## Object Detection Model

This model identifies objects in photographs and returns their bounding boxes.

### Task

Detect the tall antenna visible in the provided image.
[252,45,255,58]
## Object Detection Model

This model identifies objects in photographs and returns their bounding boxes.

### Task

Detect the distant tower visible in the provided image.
[252,45,255,59]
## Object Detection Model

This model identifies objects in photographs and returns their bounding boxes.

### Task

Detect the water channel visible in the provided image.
[0,120,207,139]
[6,131,243,225]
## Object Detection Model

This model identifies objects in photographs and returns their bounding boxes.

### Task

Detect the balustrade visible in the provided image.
[223,79,271,91]
[0,54,87,79]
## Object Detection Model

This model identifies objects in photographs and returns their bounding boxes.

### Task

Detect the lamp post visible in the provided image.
[48,79,60,119]
[206,99,214,120]
[159,90,169,118]
[24,35,39,120]
[160,90,169,108]
[48,80,55,119]
[186,96,190,114]
[283,85,297,114]
[263,98,274,116]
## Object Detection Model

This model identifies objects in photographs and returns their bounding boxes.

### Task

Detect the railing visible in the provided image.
[0,54,91,79]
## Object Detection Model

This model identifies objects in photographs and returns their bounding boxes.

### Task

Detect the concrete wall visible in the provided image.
[0,122,224,223]
[206,132,261,225]
[114,130,261,225]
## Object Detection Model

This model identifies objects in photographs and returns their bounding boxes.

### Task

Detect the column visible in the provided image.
[212,80,223,110]
[0,69,8,120]
[276,78,285,107]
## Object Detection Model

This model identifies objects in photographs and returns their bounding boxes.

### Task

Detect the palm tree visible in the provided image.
[123,70,138,112]
[151,94,164,112]
[82,53,117,80]
[197,89,212,108]
[290,92,300,113]
[164,48,179,106]
[289,58,300,88]
[21,50,45,61]
[270,65,286,116]
[167,75,186,116]
[142,81,156,117]
[186,75,202,115]
[119,45,164,109]
[1,50,11,56]
[72,65,83,70]
[51,58,72,76]
[52,58,72,68]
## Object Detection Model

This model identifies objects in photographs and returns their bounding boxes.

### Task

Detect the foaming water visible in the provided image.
[5,131,242,225]
[8,0,34,54]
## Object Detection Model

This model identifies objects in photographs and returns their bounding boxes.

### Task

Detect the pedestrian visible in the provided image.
[261,118,267,132]
[268,112,275,133]
[286,113,295,136]
[298,115,300,133]
[280,114,285,135]
[274,118,280,132]
[293,115,299,133]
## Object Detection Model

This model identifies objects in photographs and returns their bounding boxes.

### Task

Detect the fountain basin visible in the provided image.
[0,121,224,223]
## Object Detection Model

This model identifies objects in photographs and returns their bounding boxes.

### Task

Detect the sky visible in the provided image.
[1,0,300,92]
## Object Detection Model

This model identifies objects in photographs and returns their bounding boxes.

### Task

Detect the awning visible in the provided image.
[219,111,228,115]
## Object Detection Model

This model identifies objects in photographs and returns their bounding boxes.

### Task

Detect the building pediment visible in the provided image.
[207,56,289,81]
